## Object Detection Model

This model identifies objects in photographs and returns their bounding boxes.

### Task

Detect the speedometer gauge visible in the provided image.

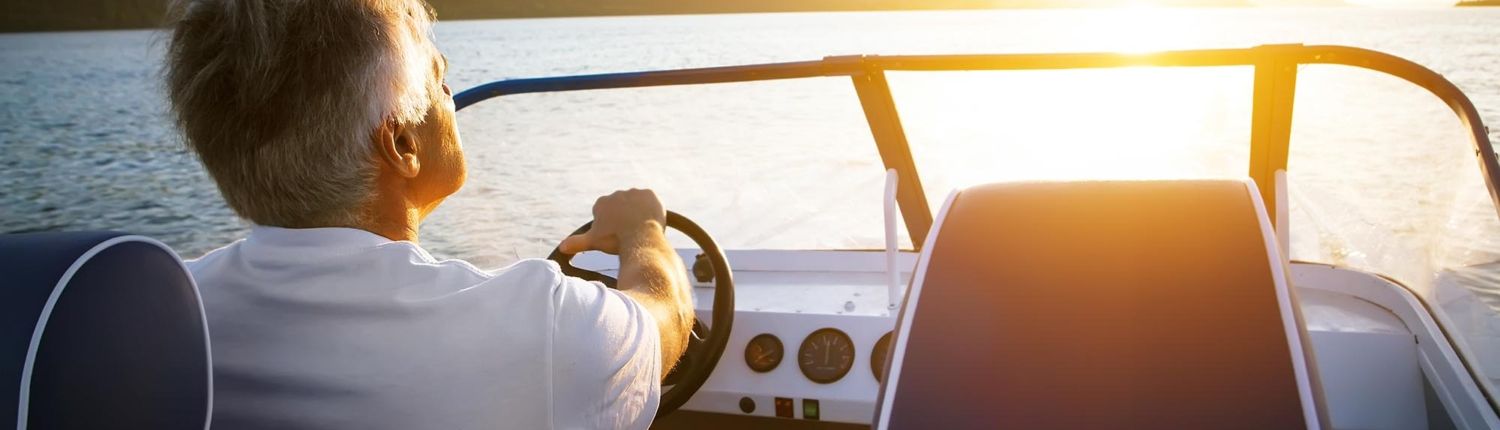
[798,328,855,384]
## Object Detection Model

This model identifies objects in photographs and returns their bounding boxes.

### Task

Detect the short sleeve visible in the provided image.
[550,273,662,429]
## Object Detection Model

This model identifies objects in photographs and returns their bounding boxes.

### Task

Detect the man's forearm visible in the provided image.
[616,223,695,378]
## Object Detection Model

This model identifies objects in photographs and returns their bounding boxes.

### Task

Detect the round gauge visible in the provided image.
[798,328,855,384]
[744,333,783,373]
[870,332,893,382]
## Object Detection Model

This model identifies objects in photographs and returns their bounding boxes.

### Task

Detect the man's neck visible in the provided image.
[361,217,419,243]
[359,195,423,243]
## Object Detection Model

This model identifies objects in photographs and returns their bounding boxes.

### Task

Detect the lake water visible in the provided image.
[2,8,1499,374]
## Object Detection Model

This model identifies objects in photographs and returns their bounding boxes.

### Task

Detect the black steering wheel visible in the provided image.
[546,211,734,418]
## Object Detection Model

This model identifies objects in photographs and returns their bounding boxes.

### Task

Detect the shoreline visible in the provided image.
[12,4,1479,35]
[4,0,1267,34]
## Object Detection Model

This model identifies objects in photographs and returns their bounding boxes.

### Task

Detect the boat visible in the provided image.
[4,44,1497,429]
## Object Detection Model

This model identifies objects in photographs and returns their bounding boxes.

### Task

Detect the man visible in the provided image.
[164,0,694,428]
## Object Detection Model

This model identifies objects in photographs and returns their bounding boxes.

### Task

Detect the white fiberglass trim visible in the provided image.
[16,235,213,430]
[1292,264,1500,429]
[1244,179,1324,430]
[884,169,901,311]
[875,189,958,429]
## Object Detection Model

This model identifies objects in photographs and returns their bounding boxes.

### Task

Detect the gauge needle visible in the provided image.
[755,351,776,362]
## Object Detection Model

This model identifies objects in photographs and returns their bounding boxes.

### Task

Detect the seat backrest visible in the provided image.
[1,232,211,430]
[874,180,1326,429]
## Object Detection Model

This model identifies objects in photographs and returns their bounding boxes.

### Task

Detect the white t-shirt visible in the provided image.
[186,226,661,429]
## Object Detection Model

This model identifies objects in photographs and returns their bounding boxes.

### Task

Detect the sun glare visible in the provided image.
[1090,8,1191,54]
[1122,0,1164,8]
[895,61,1250,190]
[1030,7,1206,56]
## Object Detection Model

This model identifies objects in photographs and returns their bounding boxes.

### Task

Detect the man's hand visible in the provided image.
[558,189,667,255]
[559,189,693,380]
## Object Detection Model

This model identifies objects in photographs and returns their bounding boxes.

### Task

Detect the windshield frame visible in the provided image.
[455,44,1500,249]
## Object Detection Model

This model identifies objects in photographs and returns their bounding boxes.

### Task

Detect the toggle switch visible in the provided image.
[774,397,794,418]
[802,399,820,420]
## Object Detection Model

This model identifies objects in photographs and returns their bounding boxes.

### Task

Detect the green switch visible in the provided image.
[802,399,820,421]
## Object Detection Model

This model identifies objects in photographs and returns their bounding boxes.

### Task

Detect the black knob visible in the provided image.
[739,397,756,414]
[692,252,714,283]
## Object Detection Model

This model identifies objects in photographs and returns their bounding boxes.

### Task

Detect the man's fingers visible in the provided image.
[558,233,591,254]
[569,188,659,256]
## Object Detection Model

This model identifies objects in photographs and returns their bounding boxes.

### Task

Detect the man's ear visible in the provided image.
[374,118,421,179]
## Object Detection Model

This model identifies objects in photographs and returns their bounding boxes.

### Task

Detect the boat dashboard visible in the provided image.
[574,249,913,425]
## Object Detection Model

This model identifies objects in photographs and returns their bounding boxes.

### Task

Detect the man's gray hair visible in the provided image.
[166,0,439,227]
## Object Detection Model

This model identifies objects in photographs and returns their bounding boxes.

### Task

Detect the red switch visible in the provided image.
[774,397,794,418]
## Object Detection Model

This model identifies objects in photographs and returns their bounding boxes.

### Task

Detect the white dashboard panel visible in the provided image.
[681,310,894,423]
[574,249,917,423]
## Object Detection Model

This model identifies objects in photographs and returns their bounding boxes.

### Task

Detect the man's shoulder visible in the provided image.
[182,238,244,274]
[485,258,566,287]
[482,259,638,309]
[379,253,572,300]
[185,237,563,297]
[441,258,590,305]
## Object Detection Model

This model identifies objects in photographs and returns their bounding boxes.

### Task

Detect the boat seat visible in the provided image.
[1,232,211,430]
[874,180,1328,429]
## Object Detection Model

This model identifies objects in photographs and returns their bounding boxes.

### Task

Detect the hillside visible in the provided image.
[1,0,1257,33]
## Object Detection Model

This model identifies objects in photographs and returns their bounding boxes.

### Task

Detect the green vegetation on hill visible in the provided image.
[3,0,1258,33]
[432,0,1261,18]
[5,0,168,33]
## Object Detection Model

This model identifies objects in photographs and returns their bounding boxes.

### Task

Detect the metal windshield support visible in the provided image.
[1249,45,1299,229]
[454,44,1500,250]
[842,58,935,246]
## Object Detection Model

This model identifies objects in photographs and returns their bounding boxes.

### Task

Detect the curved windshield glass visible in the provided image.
[892,68,1255,196]
[1284,65,1500,395]
[436,79,906,269]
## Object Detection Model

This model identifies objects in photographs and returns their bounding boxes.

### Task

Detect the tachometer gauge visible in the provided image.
[871,331,893,382]
[798,328,855,384]
[744,333,783,373]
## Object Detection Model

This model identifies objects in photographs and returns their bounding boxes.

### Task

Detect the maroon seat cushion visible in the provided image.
[878,180,1316,429]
